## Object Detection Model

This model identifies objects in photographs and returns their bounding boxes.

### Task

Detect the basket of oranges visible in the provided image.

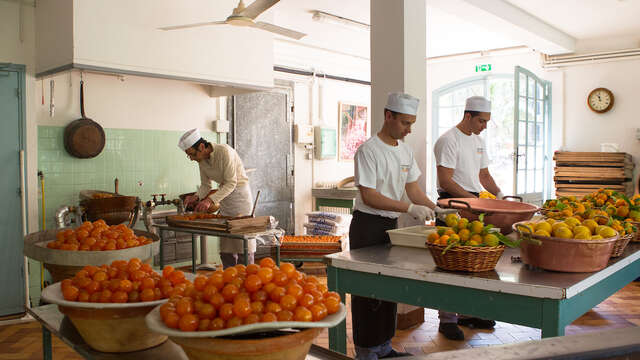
[145,257,346,360]
[41,258,190,352]
[425,214,515,272]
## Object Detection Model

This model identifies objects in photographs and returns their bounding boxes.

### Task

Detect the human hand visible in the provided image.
[183,194,199,208]
[195,198,214,212]
[407,204,436,222]
[496,191,504,200]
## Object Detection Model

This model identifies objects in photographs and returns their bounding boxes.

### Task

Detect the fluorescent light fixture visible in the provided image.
[311,10,370,32]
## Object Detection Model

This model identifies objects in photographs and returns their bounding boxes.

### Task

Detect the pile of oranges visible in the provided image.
[61,258,186,303]
[159,257,341,332]
[282,235,341,243]
[47,220,153,251]
[173,213,225,221]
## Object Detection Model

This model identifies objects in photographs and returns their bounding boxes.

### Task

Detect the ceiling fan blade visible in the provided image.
[253,21,306,40]
[240,0,280,19]
[158,20,227,31]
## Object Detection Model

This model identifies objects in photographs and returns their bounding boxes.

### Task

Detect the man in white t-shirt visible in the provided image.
[433,96,502,340]
[350,92,447,360]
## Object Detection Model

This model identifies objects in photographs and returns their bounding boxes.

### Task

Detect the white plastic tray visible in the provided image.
[41,282,167,309]
[145,302,347,338]
[387,225,437,248]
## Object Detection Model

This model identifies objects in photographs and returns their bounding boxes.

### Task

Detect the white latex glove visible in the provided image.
[434,206,457,221]
[407,204,436,222]
[496,191,504,200]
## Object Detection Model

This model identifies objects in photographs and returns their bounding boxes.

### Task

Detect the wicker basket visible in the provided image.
[630,222,640,243]
[610,233,633,257]
[427,243,505,272]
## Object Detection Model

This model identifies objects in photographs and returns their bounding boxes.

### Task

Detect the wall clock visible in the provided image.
[587,87,614,113]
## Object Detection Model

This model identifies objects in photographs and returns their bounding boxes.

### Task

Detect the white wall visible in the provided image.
[560,58,640,191]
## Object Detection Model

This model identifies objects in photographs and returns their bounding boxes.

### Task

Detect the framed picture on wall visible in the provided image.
[338,102,369,161]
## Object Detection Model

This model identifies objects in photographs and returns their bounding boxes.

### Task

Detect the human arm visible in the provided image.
[359,185,412,213]
[437,166,478,198]
[405,181,436,209]
[479,167,502,198]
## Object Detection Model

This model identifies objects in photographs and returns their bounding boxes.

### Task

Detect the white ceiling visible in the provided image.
[167,0,640,59]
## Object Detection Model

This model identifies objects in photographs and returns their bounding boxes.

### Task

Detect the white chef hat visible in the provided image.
[465,96,491,112]
[385,92,420,116]
[178,128,201,151]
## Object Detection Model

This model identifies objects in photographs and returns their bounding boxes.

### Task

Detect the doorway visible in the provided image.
[0,63,27,316]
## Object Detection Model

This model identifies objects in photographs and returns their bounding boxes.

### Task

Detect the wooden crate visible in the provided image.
[553,151,635,198]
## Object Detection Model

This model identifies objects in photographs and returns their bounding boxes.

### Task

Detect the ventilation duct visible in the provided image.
[542,48,640,69]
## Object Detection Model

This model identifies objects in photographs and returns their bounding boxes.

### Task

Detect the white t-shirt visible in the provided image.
[433,127,489,193]
[354,135,421,218]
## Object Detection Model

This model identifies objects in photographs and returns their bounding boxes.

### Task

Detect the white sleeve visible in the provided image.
[354,146,377,189]
[434,135,457,169]
[407,156,421,183]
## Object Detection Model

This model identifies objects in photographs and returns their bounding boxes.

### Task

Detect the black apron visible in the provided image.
[435,190,479,226]
[349,210,398,348]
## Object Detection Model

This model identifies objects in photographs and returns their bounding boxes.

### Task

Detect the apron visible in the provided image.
[218,184,256,254]
[349,210,398,348]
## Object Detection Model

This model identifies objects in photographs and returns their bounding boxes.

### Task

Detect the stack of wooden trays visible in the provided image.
[553,151,634,197]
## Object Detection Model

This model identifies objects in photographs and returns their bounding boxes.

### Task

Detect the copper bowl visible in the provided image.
[512,221,617,272]
[79,190,139,226]
[437,197,538,234]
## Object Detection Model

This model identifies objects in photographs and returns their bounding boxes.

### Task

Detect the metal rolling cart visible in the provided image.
[153,224,283,272]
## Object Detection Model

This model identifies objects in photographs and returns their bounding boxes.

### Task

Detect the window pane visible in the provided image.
[519,121,526,145]
[528,122,536,145]
[536,145,544,170]
[518,146,526,170]
[440,92,453,106]
[527,168,535,193]
[535,169,543,192]
[517,170,526,194]
[519,97,526,121]
[528,98,535,123]
[528,77,535,98]
[536,123,543,144]
[527,146,535,170]
[519,73,527,96]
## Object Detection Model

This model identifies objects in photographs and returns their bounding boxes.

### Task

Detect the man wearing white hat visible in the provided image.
[349,92,446,359]
[178,128,255,267]
[433,96,502,340]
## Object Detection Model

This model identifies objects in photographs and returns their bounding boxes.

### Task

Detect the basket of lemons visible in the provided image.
[513,216,619,272]
[426,214,518,272]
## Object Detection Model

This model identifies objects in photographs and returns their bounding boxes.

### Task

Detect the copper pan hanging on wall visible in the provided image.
[63,80,105,158]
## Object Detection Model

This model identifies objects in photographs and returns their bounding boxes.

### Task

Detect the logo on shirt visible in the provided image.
[400,165,410,173]
[477,147,485,154]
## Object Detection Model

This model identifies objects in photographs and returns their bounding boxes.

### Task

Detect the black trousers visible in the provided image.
[349,210,398,348]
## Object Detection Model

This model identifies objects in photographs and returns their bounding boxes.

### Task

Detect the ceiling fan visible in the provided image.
[158,0,306,40]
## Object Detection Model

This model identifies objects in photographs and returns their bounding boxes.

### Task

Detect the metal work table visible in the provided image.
[325,243,640,354]
[29,304,352,360]
[153,224,283,272]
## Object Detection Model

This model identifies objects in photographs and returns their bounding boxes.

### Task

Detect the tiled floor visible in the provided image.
[1,279,638,359]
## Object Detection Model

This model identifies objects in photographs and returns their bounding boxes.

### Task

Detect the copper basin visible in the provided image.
[437,197,538,234]
[512,221,617,272]
[79,190,139,226]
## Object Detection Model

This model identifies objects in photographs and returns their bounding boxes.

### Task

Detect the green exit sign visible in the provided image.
[475,64,492,72]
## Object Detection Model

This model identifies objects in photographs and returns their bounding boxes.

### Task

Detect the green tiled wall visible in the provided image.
[32,126,223,305]
[37,126,223,229]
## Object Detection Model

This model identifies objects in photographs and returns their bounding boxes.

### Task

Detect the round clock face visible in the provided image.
[588,88,614,113]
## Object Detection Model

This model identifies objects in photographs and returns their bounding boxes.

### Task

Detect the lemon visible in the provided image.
[573,225,591,237]
[553,226,573,239]
[534,229,551,237]
[468,240,480,246]
[591,235,603,240]
[582,219,598,234]
[597,226,617,238]
[573,232,591,240]
[552,222,568,232]
[457,218,469,230]
[546,218,556,225]
[535,221,552,234]
[445,214,459,227]
[483,233,500,247]
[470,234,483,243]
[470,220,484,234]
[458,229,471,241]
[564,217,580,229]
[449,234,461,243]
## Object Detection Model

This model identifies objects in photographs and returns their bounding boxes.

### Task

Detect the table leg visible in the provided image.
[327,265,347,354]
[42,326,52,360]
[541,298,564,338]
[275,243,281,266]
[200,235,207,265]
[243,239,249,266]
[191,234,197,274]
[159,229,165,269]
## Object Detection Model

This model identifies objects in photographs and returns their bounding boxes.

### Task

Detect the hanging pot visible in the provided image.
[63,80,105,158]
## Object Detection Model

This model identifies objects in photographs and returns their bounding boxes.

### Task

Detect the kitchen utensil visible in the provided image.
[251,190,261,217]
[437,197,537,234]
[63,80,105,158]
